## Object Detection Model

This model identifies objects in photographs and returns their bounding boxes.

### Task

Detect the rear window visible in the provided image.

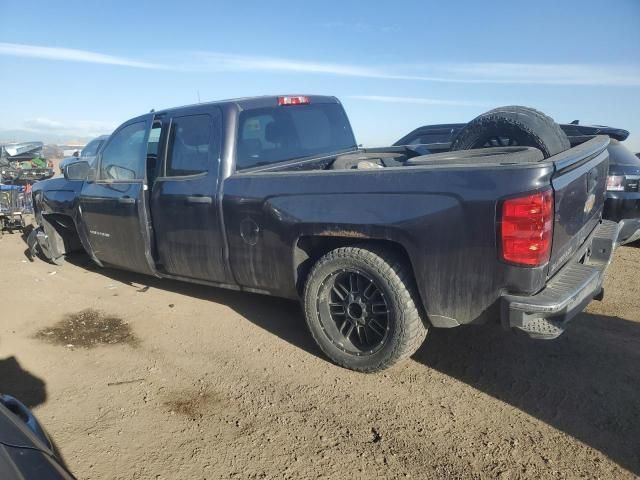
[609,141,640,167]
[236,103,356,170]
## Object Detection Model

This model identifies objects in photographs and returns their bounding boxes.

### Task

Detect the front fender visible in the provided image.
[31,178,102,266]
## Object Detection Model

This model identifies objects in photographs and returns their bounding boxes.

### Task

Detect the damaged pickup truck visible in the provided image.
[29,96,620,372]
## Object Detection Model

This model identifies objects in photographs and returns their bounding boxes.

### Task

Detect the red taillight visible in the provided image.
[278,95,310,106]
[500,189,554,267]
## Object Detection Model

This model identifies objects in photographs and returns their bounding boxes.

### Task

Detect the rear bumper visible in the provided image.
[501,220,619,339]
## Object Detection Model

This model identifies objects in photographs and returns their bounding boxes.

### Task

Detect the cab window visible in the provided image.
[165,114,213,177]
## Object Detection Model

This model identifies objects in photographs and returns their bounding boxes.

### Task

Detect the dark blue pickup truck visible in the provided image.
[29,96,619,372]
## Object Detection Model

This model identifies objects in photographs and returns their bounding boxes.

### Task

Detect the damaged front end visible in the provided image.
[28,190,85,266]
[27,221,68,265]
[27,224,63,265]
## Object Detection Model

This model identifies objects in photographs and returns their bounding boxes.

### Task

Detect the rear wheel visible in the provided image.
[303,246,428,372]
[451,106,570,158]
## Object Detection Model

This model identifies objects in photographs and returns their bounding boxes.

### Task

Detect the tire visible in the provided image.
[451,106,570,158]
[303,246,428,372]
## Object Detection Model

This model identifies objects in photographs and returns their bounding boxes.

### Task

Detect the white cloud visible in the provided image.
[22,117,115,137]
[427,63,640,87]
[1,42,639,87]
[185,53,640,87]
[0,42,167,69]
[348,95,492,107]
[187,51,409,79]
[22,118,65,130]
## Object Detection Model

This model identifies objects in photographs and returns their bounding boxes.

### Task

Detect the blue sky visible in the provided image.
[1,0,639,151]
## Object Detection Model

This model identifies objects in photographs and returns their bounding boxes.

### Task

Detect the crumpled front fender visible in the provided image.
[27,225,64,265]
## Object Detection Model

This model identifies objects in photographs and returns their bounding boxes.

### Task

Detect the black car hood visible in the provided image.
[0,400,74,479]
[0,401,51,452]
[0,443,74,479]
[31,175,80,193]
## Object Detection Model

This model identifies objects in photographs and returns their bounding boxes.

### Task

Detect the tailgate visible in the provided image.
[547,136,610,276]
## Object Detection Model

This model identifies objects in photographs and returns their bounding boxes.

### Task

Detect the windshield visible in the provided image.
[81,139,102,157]
[236,103,356,170]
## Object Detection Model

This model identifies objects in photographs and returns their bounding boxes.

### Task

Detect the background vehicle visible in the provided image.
[393,120,630,149]
[28,96,618,372]
[0,185,28,235]
[58,135,109,173]
[395,119,639,244]
[0,141,54,183]
[0,394,75,479]
[603,141,640,244]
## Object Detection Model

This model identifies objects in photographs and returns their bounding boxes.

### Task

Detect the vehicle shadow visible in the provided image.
[0,356,47,408]
[625,239,640,248]
[63,254,323,360]
[0,356,70,469]
[61,253,640,474]
[413,313,640,475]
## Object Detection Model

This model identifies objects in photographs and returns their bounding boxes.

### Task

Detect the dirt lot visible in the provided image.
[0,227,639,479]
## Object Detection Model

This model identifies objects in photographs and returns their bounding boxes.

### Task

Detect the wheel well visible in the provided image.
[41,213,83,256]
[294,236,417,295]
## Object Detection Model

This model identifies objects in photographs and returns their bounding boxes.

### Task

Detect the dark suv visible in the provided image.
[603,140,640,243]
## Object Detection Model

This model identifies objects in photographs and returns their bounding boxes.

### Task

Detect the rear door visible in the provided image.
[78,116,157,275]
[149,105,233,284]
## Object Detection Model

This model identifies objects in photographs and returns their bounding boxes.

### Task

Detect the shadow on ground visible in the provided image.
[414,313,640,475]
[0,356,47,408]
[0,356,70,470]
[60,253,640,474]
[64,253,322,359]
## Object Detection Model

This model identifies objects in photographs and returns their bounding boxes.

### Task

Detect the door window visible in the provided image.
[100,122,147,181]
[165,114,212,177]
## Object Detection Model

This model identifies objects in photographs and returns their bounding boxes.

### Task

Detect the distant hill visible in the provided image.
[0,129,95,145]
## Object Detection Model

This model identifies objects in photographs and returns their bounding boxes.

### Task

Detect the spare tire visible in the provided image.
[451,106,570,158]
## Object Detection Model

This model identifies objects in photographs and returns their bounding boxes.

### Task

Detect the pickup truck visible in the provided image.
[29,95,620,372]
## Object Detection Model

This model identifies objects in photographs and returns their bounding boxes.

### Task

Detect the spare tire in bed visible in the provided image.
[451,106,570,158]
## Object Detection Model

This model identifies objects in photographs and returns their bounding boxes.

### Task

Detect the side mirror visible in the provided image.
[63,161,90,181]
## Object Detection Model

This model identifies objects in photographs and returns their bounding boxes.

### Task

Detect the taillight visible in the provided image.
[278,95,310,106]
[606,175,625,191]
[500,189,554,267]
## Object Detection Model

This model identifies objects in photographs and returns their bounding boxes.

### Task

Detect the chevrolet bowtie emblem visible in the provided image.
[584,193,596,214]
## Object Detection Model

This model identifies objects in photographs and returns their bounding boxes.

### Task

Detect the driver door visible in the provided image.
[78,115,158,275]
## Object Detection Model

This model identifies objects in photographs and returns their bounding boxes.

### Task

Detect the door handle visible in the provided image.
[185,195,213,205]
[118,196,136,204]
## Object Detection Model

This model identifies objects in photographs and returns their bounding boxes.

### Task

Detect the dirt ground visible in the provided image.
[0,226,639,479]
